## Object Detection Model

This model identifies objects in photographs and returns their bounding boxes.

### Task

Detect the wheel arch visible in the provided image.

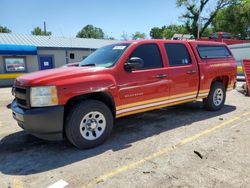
[64,92,116,121]
[210,75,229,90]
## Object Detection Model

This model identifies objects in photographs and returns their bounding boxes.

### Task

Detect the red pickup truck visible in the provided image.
[12,40,237,149]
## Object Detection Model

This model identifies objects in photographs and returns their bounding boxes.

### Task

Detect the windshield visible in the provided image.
[79,43,130,68]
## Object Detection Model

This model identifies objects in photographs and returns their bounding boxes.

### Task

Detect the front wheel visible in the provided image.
[203,82,226,111]
[65,100,114,149]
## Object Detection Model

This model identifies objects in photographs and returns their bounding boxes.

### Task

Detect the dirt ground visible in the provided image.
[0,83,250,188]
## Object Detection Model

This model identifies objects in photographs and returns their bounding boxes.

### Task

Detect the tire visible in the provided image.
[65,100,113,149]
[203,82,226,111]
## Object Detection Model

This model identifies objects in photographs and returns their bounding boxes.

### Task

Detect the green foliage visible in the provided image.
[162,25,188,39]
[31,27,51,36]
[150,27,163,39]
[150,25,188,39]
[176,0,242,38]
[131,32,146,40]
[202,27,214,37]
[0,25,11,33]
[213,2,250,39]
[76,25,104,39]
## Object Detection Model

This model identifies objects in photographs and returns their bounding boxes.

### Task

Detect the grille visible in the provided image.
[14,85,30,109]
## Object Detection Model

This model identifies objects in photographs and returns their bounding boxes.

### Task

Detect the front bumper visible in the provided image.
[11,100,64,141]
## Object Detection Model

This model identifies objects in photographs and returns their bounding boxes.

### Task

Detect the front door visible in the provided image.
[117,43,170,117]
[39,55,54,70]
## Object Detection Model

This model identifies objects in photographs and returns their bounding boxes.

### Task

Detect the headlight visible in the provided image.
[30,86,58,107]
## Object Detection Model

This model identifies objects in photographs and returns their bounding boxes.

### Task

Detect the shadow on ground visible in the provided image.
[0,102,236,175]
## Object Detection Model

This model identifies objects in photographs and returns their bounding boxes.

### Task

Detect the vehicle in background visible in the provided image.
[198,32,250,45]
[172,34,195,40]
[229,43,250,80]
[11,40,237,149]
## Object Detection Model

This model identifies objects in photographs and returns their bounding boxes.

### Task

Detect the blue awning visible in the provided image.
[0,44,37,55]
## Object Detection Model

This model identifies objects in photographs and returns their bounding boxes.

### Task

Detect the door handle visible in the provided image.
[155,74,167,79]
[186,70,197,75]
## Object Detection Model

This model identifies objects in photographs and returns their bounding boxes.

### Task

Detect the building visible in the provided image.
[0,33,117,86]
[229,43,250,79]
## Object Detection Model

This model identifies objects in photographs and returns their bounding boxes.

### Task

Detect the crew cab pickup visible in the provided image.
[11,40,237,149]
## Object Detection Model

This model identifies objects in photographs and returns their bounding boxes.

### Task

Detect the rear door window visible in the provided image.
[197,45,232,59]
[164,43,192,66]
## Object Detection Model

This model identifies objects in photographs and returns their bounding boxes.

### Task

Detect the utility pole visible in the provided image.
[44,21,47,34]
[197,8,201,39]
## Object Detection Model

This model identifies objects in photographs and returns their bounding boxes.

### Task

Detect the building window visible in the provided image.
[70,53,75,59]
[4,57,26,72]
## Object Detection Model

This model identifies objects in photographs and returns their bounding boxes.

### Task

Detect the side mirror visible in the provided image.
[124,57,144,72]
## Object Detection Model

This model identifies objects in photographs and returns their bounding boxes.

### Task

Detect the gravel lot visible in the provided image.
[0,84,250,188]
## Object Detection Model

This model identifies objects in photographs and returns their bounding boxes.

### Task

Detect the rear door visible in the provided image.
[164,42,199,101]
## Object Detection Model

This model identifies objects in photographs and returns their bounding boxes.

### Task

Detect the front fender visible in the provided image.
[57,74,119,106]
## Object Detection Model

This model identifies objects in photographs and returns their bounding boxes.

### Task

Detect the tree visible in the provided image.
[213,1,250,38]
[162,24,188,39]
[31,27,51,36]
[213,6,249,38]
[150,27,163,39]
[76,25,104,39]
[176,0,241,38]
[104,33,115,40]
[150,25,188,39]
[0,25,11,33]
[131,32,146,40]
[121,32,130,41]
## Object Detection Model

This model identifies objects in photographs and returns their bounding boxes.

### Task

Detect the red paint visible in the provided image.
[242,59,250,96]
[15,39,237,115]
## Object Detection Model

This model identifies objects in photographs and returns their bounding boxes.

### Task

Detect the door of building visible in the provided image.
[39,55,54,70]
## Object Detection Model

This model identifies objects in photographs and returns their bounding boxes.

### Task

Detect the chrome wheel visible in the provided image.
[213,88,224,106]
[79,111,106,141]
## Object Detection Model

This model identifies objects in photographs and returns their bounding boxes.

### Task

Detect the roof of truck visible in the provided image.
[119,39,227,46]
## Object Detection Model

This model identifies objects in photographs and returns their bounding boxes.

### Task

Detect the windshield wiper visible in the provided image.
[80,63,96,67]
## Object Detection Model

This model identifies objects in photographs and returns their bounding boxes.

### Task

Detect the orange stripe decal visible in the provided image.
[116,98,195,118]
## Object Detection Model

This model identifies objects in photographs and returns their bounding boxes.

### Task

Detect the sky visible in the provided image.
[0,0,184,39]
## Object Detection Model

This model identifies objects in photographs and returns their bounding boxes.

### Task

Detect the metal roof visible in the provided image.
[0,33,119,49]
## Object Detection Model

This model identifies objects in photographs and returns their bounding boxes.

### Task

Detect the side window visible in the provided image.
[197,45,232,59]
[210,33,219,39]
[69,53,75,59]
[222,33,231,39]
[4,57,27,73]
[130,44,163,69]
[164,43,192,66]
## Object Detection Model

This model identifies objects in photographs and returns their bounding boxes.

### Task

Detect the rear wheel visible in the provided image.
[203,82,226,111]
[65,100,113,149]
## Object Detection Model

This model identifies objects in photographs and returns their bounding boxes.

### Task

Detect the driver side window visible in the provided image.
[130,43,163,70]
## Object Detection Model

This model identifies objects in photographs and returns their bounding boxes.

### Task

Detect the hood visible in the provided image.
[16,66,106,86]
